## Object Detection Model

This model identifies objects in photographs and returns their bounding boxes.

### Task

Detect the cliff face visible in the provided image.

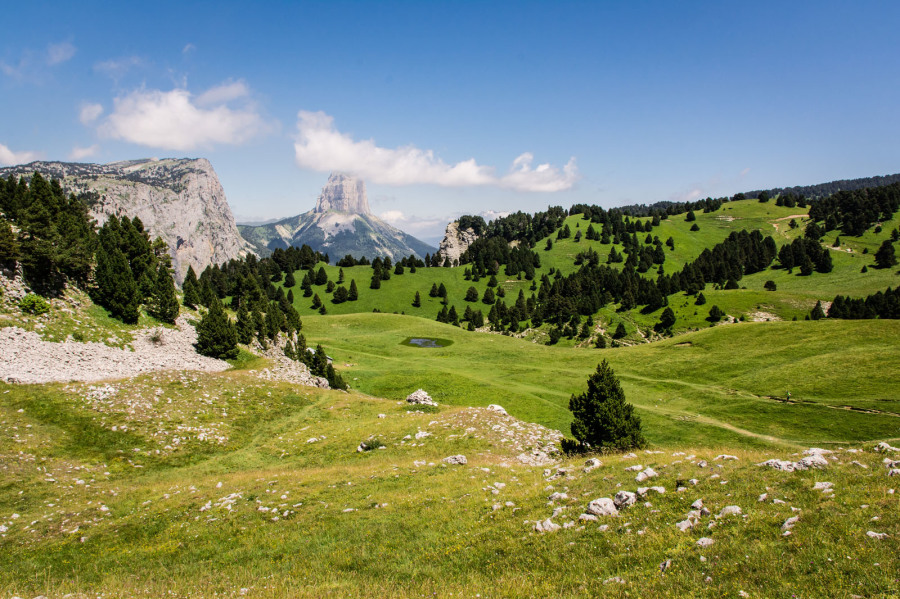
[0,158,253,282]
[314,172,370,214]
[437,221,479,265]
[239,172,435,260]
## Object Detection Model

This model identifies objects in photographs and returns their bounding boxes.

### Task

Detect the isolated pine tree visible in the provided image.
[148,263,179,324]
[413,290,421,307]
[613,322,627,339]
[196,298,238,359]
[656,307,676,332]
[708,305,724,322]
[465,286,479,302]
[567,359,645,452]
[348,279,358,301]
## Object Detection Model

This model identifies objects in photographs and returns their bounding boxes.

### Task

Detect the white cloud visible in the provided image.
[740,167,751,177]
[79,103,104,125]
[379,210,407,224]
[0,143,41,166]
[68,144,99,161]
[293,110,578,192]
[182,43,196,55]
[196,80,250,106]
[47,42,76,65]
[94,56,143,80]
[98,83,272,151]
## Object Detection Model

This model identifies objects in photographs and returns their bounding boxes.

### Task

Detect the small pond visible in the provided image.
[400,337,454,348]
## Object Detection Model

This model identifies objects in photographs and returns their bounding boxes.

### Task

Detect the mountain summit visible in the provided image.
[239,172,435,260]
[314,172,370,214]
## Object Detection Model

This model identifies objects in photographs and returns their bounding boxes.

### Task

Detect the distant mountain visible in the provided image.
[239,173,435,260]
[0,158,253,282]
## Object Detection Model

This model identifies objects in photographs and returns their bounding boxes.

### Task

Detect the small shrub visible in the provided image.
[764,280,777,291]
[19,293,50,315]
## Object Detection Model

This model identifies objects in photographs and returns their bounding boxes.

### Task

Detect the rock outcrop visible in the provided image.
[437,220,480,265]
[239,172,435,260]
[314,172,370,214]
[0,158,253,283]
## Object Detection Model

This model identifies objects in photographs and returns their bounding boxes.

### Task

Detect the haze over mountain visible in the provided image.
[239,173,435,260]
[0,158,252,282]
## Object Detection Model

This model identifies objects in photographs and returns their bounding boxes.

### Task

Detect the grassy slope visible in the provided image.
[302,313,900,449]
[282,199,900,343]
[1,370,898,598]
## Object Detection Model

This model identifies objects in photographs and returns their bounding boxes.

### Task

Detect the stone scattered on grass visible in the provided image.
[534,519,560,533]
[874,442,899,453]
[782,516,799,531]
[813,482,834,492]
[442,455,467,465]
[613,491,637,509]
[717,505,742,518]
[696,537,714,547]
[583,458,602,472]
[406,389,437,407]
[635,467,658,483]
[586,498,618,517]
[866,531,888,539]
[486,404,507,415]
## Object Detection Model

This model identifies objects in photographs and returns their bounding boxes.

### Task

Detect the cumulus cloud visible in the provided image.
[79,103,104,125]
[0,143,41,166]
[293,111,578,192]
[47,42,76,65]
[69,144,99,161]
[97,82,272,151]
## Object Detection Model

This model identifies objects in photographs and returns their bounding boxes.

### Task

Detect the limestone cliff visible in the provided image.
[437,220,480,265]
[0,158,253,282]
[239,172,435,260]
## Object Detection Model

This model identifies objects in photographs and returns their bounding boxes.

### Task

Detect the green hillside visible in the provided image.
[279,197,900,345]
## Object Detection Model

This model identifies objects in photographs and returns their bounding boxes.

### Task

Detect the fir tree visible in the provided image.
[810,300,826,320]
[613,322,627,339]
[236,303,254,344]
[148,263,179,324]
[195,298,239,359]
[332,285,349,303]
[566,359,645,452]
[707,305,724,322]
[413,291,421,307]
[315,266,328,285]
[875,239,897,269]
[482,287,495,304]
[465,286,478,302]
[656,307,676,332]
[0,217,18,266]
[429,283,439,297]
[283,271,296,288]
[95,242,140,324]
[348,279,359,301]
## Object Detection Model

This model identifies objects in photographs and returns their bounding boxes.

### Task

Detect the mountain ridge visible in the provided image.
[0,158,253,282]
[239,172,435,260]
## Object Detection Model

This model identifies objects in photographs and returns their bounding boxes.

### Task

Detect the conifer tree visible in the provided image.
[465,286,478,302]
[810,300,826,320]
[332,285,348,303]
[875,239,897,269]
[482,287,495,304]
[429,282,439,297]
[95,242,140,324]
[413,291,421,307]
[236,303,254,344]
[613,322,627,339]
[196,298,239,359]
[0,217,18,266]
[338,268,345,283]
[315,266,328,285]
[182,266,201,309]
[348,279,359,301]
[284,270,296,288]
[566,359,645,452]
[148,263,179,324]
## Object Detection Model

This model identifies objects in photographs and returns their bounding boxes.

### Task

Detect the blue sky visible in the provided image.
[2,1,900,242]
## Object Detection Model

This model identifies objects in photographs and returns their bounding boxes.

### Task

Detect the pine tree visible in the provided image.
[656,307,676,332]
[283,271,296,288]
[315,267,328,285]
[338,268,345,284]
[332,285,348,303]
[707,305,724,322]
[482,287,495,304]
[412,291,421,307]
[196,298,239,359]
[148,263,179,324]
[0,217,19,266]
[613,322,627,339]
[810,300,826,320]
[875,240,897,269]
[465,286,478,302]
[566,359,645,452]
[429,283,439,297]
[95,242,140,324]
[236,303,254,344]
[348,279,358,301]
